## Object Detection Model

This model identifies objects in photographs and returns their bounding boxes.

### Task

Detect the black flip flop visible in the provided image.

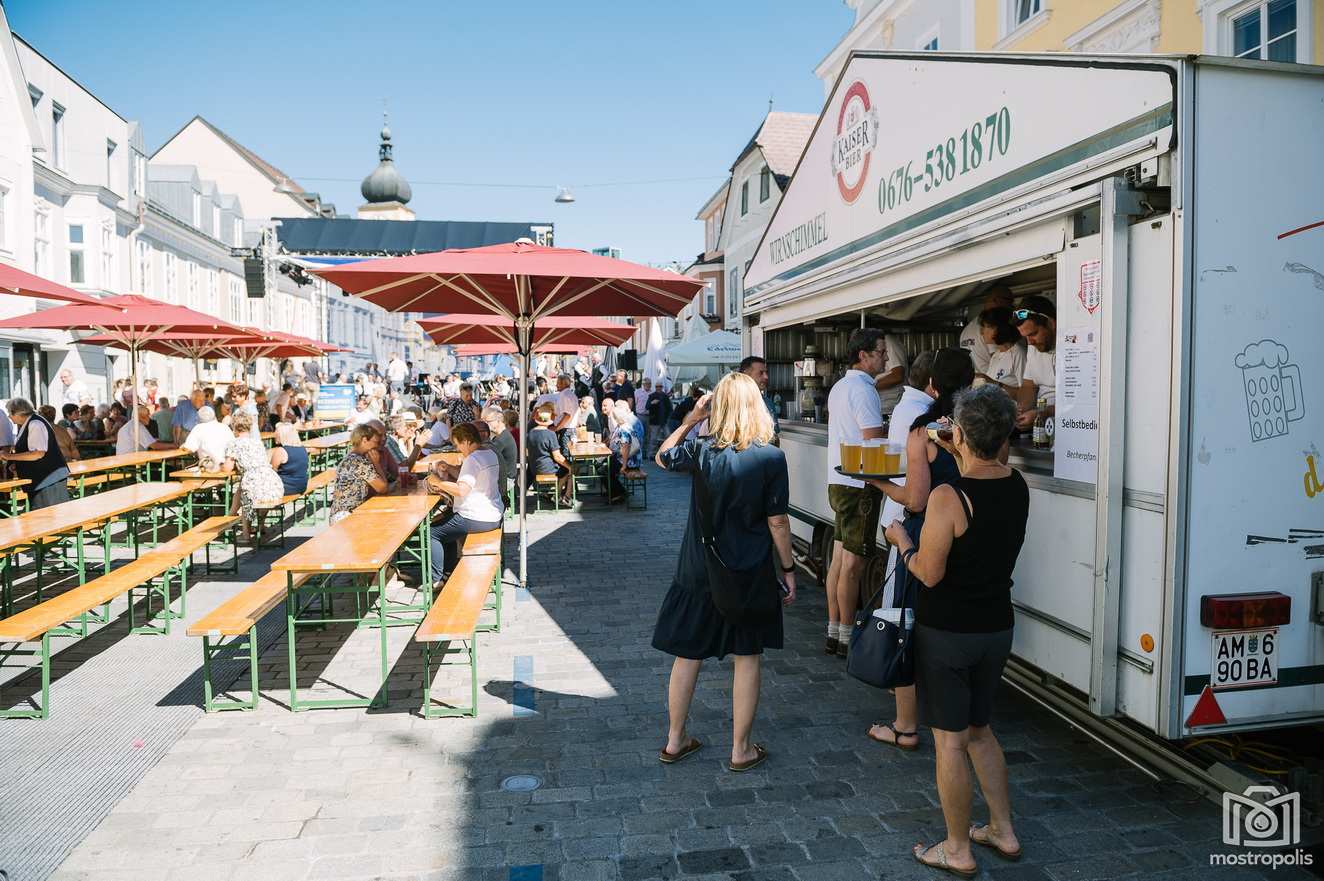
[867,721,919,752]
[727,743,768,772]
[658,737,702,764]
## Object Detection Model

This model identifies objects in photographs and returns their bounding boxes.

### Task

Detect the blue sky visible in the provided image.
[8,0,852,265]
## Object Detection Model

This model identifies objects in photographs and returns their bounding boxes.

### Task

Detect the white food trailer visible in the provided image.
[742,52,1324,738]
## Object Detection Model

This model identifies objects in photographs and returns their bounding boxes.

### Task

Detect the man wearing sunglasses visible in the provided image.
[1012,296,1057,430]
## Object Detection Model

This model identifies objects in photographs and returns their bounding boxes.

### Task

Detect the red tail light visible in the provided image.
[1200,592,1291,629]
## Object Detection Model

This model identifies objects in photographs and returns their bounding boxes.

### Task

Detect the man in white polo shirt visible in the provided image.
[824,328,888,657]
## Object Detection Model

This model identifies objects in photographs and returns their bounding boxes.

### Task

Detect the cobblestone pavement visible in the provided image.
[6,464,1308,881]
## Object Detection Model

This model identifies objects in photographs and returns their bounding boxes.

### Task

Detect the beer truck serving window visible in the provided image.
[741,52,1324,739]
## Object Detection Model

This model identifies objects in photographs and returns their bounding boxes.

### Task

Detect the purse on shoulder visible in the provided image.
[690,447,780,625]
[846,565,917,690]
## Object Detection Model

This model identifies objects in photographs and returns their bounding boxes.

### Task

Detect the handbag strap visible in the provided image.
[689,444,729,567]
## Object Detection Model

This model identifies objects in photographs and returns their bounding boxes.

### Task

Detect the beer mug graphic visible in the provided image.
[1235,340,1305,442]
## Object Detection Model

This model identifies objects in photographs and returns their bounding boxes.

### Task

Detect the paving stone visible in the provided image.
[23,464,1314,881]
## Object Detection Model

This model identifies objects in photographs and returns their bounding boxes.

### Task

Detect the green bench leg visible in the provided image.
[421,634,478,719]
[202,626,260,712]
[478,553,504,634]
[0,633,51,719]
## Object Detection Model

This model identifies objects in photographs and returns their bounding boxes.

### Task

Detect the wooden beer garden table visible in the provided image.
[294,421,337,437]
[411,451,462,474]
[569,441,614,505]
[269,491,441,711]
[303,431,350,470]
[0,481,195,616]
[67,448,190,494]
[0,478,31,517]
[74,438,115,458]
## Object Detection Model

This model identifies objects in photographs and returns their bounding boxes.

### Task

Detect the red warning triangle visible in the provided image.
[1185,685,1227,728]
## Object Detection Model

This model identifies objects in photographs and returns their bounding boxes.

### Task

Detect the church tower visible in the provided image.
[357,111,415,221]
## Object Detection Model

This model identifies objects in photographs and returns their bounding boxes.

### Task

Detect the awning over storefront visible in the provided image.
[664,329,742,367]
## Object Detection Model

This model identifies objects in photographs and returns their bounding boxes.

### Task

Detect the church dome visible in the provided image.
[360,119,412,205]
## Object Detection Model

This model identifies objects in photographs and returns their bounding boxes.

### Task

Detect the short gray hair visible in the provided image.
[953,385,1017,460]
[5,397,34,418]
[197,406,217,423]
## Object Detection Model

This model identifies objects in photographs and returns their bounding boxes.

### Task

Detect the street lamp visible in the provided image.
[554,186,576,204]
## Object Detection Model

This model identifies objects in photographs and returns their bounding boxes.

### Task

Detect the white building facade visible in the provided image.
[815,0,976,93]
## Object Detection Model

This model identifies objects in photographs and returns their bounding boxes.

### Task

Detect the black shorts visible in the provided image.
[914,624,1013,732]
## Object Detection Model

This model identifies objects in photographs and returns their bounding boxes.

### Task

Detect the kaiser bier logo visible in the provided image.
[830,81,879,205]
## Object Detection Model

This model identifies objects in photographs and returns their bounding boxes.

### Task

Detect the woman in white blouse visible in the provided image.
[976,307,1030,397]
[426,422,504,583]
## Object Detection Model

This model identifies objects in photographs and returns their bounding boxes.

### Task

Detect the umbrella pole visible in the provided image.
[131,342,141,452]
[518,333,529,589]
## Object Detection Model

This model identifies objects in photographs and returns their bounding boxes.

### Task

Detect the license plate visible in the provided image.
[1211,627,1278,690]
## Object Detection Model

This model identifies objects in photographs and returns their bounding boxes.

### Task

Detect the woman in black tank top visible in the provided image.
[883,384,1030,875]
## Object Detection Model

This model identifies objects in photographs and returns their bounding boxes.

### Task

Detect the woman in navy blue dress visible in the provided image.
[652,372,796,773]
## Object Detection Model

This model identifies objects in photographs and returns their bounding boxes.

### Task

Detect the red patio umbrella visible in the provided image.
[79,328,271,384]
[452,344,588,357]
[418,314,636,350]
[0,261,100,304]
[311,242,701,586]
[0,294,245,447]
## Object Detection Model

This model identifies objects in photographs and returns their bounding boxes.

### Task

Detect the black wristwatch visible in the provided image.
[780,561,795,573]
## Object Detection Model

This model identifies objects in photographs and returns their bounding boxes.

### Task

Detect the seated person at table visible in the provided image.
[328,424,389,524]
[482,407,517,495]
[574,395,602,436]
[222,411,284,543]
[38,404,80,461]
[103,402,126,440]
[172,389,204,445]
[386,414,418,463]
[74,404,101,440]
[117,404,176,455]
[426,422,504,581]
[58,403,78,433]
[0,398,72,509]
[608,398,646,499]
[181,406,234,472]
[526,405,570,505]
[268,422,309,496]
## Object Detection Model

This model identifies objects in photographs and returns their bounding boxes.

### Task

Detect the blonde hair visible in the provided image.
[230,410,254,434]
[274,423,302,447]
[707,372,774,451]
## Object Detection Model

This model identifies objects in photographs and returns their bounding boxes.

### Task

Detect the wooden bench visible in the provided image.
[416,554,499,719]
[532,472,562,513]
[0,514,239,719]
[253,468,337,548]
[188,569,315,712]
[462,528,503,633]
[621,468,648,511]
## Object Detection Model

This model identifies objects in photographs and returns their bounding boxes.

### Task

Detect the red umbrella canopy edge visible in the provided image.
[311,241,702,319]
[0,293,245,342]
[0,261,100,304]
[417,313,636,349]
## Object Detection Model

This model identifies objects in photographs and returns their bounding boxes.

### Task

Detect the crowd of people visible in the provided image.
[648,318,1042,876]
